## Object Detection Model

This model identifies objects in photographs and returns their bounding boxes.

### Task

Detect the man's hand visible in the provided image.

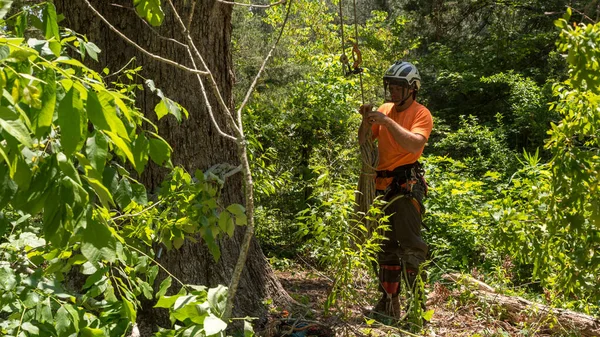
[359,104,374,117]
[366,111,388,125]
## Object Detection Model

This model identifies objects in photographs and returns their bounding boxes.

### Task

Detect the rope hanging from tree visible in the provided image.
[338,0,379,235]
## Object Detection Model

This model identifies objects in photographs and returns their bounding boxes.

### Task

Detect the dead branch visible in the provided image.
[82,0,209,77]
[443,274,600,337]
[217,0,286,9]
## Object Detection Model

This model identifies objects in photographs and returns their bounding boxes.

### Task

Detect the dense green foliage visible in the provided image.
[232,0,600,320]
[0,2,250,336]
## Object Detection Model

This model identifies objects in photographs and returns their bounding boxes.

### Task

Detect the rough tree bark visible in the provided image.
[55,0,291,333]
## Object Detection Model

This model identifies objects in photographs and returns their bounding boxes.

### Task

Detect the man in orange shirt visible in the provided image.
[359,61,433,319]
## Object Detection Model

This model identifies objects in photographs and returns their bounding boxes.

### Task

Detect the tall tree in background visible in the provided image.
[54,0,289,332]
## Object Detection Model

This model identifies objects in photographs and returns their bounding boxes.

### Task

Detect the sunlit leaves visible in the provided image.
[133,0,164,27]
[58,87,83,156]
[42,2,60,41]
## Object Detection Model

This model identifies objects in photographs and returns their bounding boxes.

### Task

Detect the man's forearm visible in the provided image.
[382,117,425,153]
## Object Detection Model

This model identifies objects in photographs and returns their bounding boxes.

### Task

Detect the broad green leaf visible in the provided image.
[80,327,105,337]
[0,0,14,18]
[21,322,40,335]
[105,131,135,168]
[226,204,245,216]
[11,151,31,189]
[58,87,83,156]
[86,131,108,175]
[174,295,197,311]
[132,132,149,175]
[130,179,148,205]
[0,45,10,60]
[155,294,181,309]
[0,118,33,147]
[148,134,171,166]
[155,97,183,122]
[57,152,82,185]
[207,285,228,317]
[204,315,227,336]
[422,309,434,321]
[82,175,114,208]
[156,276,172,299]
[82,267,108,290]
[83,42,101,62]
[218,212,230,234]
[0,266,16,290]
[121,298,137,323]
[42,2,60,40]
[30,68,56,137]
[133,0,165,26]
[55,305,72,336]
[81,217,117,264]
[87,90,129,140]
[114,178,132,209]
[154,99,169,120]
[244,321,255,337]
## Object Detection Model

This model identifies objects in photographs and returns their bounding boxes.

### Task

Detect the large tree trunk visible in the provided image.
[55,0,290,333]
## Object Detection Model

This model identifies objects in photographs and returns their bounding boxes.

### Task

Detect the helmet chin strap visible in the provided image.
[394,90,413,108]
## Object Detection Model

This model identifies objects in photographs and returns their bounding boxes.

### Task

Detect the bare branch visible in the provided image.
[216,0,286,8]
[166,0,241,135]
[187,0,197,32]
[81,0,209,77]
[185,47,237,141]
[236,0,293,122]
[223,0,294,321]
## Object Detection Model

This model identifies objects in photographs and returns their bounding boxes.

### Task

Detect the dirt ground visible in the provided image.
[262,268,567,337]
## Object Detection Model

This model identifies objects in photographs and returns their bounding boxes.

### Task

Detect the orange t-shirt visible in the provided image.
[372,101,433,190]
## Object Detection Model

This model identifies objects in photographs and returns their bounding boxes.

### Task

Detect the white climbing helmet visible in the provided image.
[383,61,421,91]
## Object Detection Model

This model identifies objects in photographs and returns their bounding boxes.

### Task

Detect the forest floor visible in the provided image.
[263,264,564,337]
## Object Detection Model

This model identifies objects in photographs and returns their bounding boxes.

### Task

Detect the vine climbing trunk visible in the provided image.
[55,0,292,333]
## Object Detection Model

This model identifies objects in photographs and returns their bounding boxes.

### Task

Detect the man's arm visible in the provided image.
[367,111,426,153]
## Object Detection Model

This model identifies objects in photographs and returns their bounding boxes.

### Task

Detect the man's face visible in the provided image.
[388,84,412,103]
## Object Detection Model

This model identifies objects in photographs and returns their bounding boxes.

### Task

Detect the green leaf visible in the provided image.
[207,285,228,317]
[0,118,33,147]
[83,42,101,62]
[121,298,137,323]
[30,69,56,138]
[58,87,83,156]
[82,175,114,208]
[148,134,171,166]
[86,131,108,175]
[156,276,172,299]
[155,294,181,309]
[42,2,60,40]
[57,152,82,185]
[21,322,40,335]
[87,90,129,140]
[204,315,227,336]
[55,305,72,336]
[226,204,245,216]
[218,211,230,234]
[132,132,149,175]
[11,152,31,189]
[80,327,105,337]
[114,178,132,209]
[0,44,10,60]
[130,179,148,205]
[81,217,117,264]
[155,97,183,122]
[244,321,255,337]
[0,0,14,19]
[422,309,434,321]
[0,266,16,290]
[133,0,165,26]
[105,131,135,167]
